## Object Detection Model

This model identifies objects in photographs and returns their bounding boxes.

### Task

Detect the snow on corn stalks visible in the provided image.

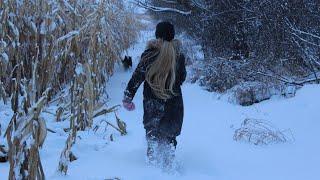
[5,74,49,179]
[58,62,94,174]
[0,0,139,100]
[0,0,139,178]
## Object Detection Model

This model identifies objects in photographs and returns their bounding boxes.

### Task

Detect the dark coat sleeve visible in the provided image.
[178,54,187,85]
[124,50,151,101]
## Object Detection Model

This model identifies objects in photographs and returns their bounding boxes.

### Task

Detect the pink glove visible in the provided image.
[122,100,135,111]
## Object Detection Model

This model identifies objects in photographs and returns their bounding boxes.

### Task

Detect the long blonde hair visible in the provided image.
[145,40,177,100]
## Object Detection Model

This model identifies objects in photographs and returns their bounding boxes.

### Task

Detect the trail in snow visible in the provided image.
[1,5,320,180]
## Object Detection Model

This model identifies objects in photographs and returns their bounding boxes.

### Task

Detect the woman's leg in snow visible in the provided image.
[145,129,177,169]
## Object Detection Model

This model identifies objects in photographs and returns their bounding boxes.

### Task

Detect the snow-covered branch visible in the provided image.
[190,0,209,10]
[56,30,80,43]
[291,27,320,41]
[256,71,320,85]
[290,31,320,47]
[286,18,320,47]
[134,0,192,15]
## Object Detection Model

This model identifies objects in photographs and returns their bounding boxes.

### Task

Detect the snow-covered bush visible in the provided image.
[227,82,281,106]
[178,33,204,66]
[145,0,320,105]
[234,118,292,145]
[190,54,313,105]
[227,82,299,106]
[197,58,242,93]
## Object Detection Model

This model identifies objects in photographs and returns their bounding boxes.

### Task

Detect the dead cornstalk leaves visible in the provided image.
[1,0,139,178]
[5,89,50,180]
[94,112,127,137]
[93,105,121,119]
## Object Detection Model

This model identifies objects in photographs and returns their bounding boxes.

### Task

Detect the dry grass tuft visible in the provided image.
[234,118,293,145]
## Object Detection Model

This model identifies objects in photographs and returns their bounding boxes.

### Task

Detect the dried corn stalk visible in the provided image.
[0,123,8,163]
[5,88,49,180]
[0,39,7,103]
[115,113,127,136]
[58,114,77,175]
[93,112,127,138]
[0,145,8,163]
[55,106,65,122]
[74,62,95,130]
[58,62,94,174]
[0,0,139,101]
[1,0,139,177]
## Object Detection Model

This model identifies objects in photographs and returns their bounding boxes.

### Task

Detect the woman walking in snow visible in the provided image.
[122,22,186,168]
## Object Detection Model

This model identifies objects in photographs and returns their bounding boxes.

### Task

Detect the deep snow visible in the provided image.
[1,4,320,180]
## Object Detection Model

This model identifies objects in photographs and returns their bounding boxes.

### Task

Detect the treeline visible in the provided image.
[141,0,320,104]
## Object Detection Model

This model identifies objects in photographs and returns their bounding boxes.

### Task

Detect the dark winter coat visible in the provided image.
[124,39,186,137]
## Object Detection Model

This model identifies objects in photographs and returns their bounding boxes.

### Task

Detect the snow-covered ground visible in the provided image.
[1,4,320,180]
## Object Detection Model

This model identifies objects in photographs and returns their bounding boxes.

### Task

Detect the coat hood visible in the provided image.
[146,39,182,55]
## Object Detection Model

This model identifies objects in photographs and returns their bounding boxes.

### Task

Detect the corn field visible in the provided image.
[0,0,139,179]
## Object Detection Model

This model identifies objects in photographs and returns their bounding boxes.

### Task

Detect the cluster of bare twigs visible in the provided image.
[234,118,293,145]
[134,0,192,15]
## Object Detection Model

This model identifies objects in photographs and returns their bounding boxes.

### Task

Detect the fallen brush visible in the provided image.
[93,105,121,119]
[93,112,127,137]
[234,118,294,145]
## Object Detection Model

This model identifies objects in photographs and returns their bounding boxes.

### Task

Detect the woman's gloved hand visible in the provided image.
[122,99,135,111]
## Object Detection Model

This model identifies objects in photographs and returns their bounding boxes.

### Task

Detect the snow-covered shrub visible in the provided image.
[227,81,282,106]
[198,58,240,92]
[191,57,263,93]
[190,54,306,105]
[147,0,320,105]
[178,33,204,66]
[234,118,292,145]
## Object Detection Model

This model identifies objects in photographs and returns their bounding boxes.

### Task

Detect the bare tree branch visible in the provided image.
[256,71,320,85]
[134,0,192,15]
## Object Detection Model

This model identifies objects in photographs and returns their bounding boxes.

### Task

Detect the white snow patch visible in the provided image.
[0,53,9,64]
[57,31,79,43]
[75,63,83,75]
[8,20,19,38]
